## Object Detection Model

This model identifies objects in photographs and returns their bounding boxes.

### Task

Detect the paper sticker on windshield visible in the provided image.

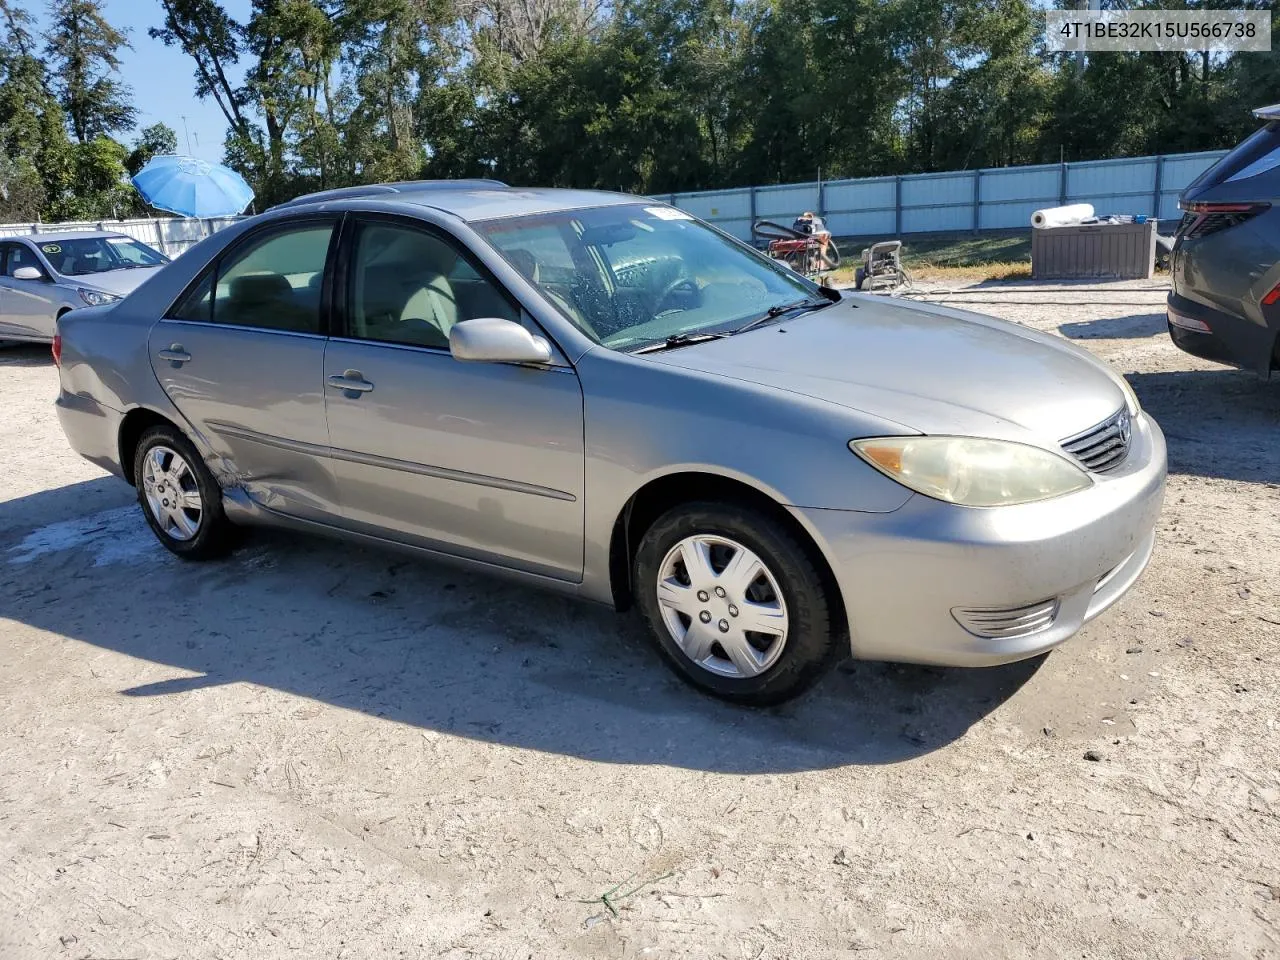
[106,236,132,245]
[41,243,61,254]
[644,206,693,221]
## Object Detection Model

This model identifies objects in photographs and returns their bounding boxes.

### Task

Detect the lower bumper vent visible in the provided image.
[952,598,1059,640]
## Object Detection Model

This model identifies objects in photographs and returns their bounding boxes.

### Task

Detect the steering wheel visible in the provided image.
[652,276,700,316]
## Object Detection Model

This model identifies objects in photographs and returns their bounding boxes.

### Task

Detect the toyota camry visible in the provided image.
[53,180,1166,704]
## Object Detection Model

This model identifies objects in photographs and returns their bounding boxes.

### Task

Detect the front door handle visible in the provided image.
[157,344,191,366]
[326,371,375,395]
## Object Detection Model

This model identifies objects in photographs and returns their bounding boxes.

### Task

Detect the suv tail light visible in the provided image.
[1176,201,1270,241]
[1264,282,1280,307]
[51,334,62,366]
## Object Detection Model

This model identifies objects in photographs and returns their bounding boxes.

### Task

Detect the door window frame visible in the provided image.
[332,213,570,364]
[162,214,343,338]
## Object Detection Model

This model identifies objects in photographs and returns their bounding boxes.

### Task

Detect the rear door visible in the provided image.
[322,215,586,580]
[148,217,342,522]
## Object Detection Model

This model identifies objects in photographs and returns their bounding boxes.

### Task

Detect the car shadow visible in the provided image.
[1127,369,1280,484]
[0,342,53,366]
[1059,312,1166,340]
[0,477,1042,773]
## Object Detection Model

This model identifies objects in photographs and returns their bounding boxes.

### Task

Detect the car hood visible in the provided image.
[71,266,163,298]
[649,295,1127,443]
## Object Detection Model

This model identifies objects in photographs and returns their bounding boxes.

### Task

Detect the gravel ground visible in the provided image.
[1,279,1278,960]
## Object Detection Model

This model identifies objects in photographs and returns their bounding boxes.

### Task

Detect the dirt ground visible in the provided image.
[2,279,1278,960]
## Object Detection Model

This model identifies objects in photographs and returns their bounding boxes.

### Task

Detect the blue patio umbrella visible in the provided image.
[130,155,255,218]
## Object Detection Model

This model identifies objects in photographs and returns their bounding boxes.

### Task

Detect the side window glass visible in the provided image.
[170,270,213,322]
[211,223,333,333]
[7,244,42,277]
[0,245,10,275]
[350,222,518,350]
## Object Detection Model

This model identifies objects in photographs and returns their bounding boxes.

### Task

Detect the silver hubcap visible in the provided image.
[656,535,789,679]
[141,445,202,542]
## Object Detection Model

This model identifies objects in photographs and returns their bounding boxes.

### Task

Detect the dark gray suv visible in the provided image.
[1168,104,1280,376]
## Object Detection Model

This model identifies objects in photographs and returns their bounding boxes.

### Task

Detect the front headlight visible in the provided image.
[78,288,122,306]
[850,436,1092,507]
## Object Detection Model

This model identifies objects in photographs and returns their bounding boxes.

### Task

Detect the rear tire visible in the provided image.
[634,501,838,705]
[133,424,237,561]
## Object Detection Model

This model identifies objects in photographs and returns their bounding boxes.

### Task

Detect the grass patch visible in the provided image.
[827,231,1032,285]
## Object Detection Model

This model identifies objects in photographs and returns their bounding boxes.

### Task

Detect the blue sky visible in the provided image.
[29,0,253,161]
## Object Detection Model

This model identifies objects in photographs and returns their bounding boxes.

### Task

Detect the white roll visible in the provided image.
[1031,203,1095,228]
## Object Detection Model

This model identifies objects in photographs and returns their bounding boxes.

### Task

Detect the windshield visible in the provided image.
[39,236,169,276]
[473,203,822,349]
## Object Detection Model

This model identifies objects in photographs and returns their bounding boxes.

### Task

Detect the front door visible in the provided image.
[148,217,341,521]
[323,216,585,581]
[0,241,60,339]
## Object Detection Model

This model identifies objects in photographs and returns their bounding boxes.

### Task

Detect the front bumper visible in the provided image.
[792,412,1167,666]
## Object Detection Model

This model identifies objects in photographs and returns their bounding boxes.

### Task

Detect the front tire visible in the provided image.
[133,424,236,561]
[634,501,838,705]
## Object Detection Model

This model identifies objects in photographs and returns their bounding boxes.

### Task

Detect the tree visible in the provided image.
[150,0,251,141]
[43,0,137,143]
[0,0,74,218]
[126,122,179,176]
[241,0,341,204]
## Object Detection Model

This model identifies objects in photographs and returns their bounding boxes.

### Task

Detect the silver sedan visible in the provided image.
[0,230,169,342]
[53,182,1166,704]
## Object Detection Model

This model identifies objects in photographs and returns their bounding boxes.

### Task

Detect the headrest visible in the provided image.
[506,248,539,282]
[230,273,291,304]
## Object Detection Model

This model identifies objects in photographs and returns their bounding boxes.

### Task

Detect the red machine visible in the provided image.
[752,214,841,278]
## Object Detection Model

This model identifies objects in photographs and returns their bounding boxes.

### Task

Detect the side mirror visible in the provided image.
[12,266,44,281]
[449,317,552,365]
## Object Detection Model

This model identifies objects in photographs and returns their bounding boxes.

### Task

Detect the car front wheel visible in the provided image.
[634,501,838,705]
[134,425,237,560]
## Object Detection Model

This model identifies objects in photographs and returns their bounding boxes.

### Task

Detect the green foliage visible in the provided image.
[4,0,1280,221]
[126,122,180,176]
[44,0,137,143]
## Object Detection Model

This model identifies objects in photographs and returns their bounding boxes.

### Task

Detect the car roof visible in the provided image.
[12,230,129,242]
[273,181,646,222]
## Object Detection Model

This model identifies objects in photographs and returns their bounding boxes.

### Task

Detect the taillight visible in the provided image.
[51,334,62,366]
[1179,201,1261,214]
[1263,283,1280,307]
[1176,201,1270,241]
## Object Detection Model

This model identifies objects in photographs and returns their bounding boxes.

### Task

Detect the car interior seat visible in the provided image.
[356,230,462,349]
[227,273,308,331]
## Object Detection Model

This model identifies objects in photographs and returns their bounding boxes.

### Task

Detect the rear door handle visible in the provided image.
[326,371,375,395]
[157,345,191,366]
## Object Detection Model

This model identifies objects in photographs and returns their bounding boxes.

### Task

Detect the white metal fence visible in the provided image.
[0,216,243,257]
[656,150,1228,242]
[0,149,1230,251]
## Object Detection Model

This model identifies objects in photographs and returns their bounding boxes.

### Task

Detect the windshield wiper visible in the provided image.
[734,297,832,335]
[631,332,730,354]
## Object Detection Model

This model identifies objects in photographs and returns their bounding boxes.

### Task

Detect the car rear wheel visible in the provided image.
[634,501,838,705]
[134,425,236,560]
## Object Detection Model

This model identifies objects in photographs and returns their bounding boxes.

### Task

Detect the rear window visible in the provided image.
[1188,121,1280,190]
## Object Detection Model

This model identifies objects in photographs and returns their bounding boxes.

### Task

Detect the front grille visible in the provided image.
[953,598,1059,640]
[1061,408,1131,473]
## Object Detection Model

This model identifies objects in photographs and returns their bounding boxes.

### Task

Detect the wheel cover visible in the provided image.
[140,445,203,542]
[655,535,789,679]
